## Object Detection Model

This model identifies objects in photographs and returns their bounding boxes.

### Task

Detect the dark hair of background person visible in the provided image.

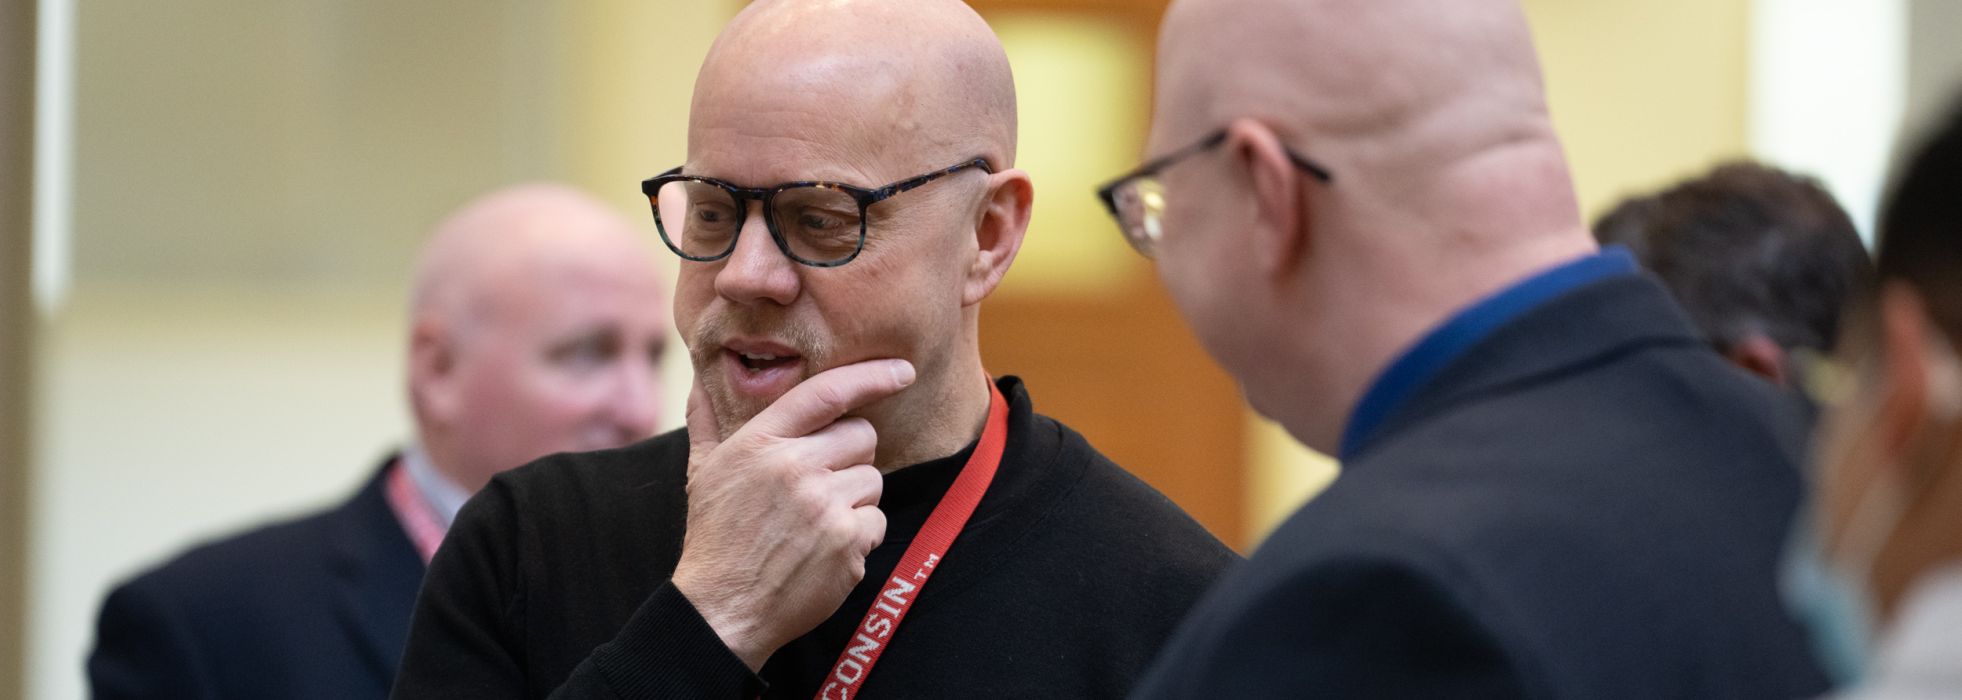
[1875,101,1962,346]
[1594,161,1873,359]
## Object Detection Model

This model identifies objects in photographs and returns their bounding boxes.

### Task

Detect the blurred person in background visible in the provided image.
[87,183,671,700]
[1784,101,1962,697]
[1102,0,1828,695]
[1594,161,1873,393]
[392,0,1235,697]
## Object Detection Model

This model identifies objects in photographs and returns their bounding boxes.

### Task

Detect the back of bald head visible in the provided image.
[1160,0,1581,243]
[411,183,655,338]
[693,0,1019,170]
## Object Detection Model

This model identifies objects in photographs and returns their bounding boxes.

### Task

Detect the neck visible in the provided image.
[411,426,483,494]
[1282,230,1597,453]
[868,353,993,474]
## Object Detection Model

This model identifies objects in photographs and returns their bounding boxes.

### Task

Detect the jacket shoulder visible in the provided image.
[110,501,346,608]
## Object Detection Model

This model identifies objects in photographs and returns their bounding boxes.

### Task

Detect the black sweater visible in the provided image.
[392,377,1238,699]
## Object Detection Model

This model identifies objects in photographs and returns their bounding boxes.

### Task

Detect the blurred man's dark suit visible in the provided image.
[1135,270,1830,698]
[89,458,420,700]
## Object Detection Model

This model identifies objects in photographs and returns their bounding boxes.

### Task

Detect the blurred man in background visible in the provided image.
[1103,0,1827,695]
[1594,161,1872,390]
[1785,103,1962,697]
[88,183,671,700]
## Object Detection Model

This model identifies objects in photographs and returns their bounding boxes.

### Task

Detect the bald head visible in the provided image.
[408,183,670,493]
[412,183,654,334]
[1156,0,1580,245]
[1143,0,1596,452]
[691,0,1017,180]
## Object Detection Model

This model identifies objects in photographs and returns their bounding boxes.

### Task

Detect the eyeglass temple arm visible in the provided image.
[878,158,994,198]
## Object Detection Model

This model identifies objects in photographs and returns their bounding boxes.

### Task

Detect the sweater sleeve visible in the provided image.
[390,476,765,699]
[559,581,766,699]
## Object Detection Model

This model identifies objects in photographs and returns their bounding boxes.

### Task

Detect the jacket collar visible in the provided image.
[1345,274,1706,462]
[327,456,428,683]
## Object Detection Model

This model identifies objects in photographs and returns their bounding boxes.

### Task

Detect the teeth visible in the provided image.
[741,352,779,361]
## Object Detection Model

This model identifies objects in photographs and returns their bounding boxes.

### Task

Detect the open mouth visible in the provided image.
[733,350,800,373]
[722,337,804,392]
[719,339,808,400]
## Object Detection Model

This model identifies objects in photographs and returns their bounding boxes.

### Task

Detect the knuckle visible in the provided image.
[859,468,884,501]
[777,437,832,472]
[776,442,816,471]
[810,380,853,417]
[862,508,887,542]
[841,418,877,449]
[793,478,827,516]
[820,508,856,544]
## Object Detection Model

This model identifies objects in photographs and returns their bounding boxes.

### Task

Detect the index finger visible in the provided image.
[743,358,915,439]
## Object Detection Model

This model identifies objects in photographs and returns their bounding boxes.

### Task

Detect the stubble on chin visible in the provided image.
[686,309,830,441]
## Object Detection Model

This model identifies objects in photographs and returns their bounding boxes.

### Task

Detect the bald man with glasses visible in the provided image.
[392,2,1235,698]
[1102,0,1831,696]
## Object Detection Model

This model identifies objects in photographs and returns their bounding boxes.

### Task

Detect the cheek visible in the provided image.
[1156,230,1234,333]
[1156,195,1236,308]
[807,257,962,363]
[1154,224,1269,383]
[482,358,611,424]
[673,268,718,343]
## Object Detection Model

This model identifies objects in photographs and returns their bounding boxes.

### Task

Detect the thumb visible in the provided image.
[685,375,723,472]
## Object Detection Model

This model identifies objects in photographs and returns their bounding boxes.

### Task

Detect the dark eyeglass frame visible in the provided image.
[640,157,994,268]
[1094,128,1333,257]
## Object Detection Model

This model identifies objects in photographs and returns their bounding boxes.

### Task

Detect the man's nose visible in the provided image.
[713,204,800,306]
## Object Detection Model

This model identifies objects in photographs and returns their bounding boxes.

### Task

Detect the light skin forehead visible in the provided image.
[413,184,666,342]
[687,0,1017,186]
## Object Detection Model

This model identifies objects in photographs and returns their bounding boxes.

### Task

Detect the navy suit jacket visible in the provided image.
[90,459,424,700]
[1133,276,1829,698]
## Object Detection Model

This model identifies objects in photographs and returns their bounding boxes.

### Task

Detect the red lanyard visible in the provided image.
[815,381,1010,700]
[384,459,446,564]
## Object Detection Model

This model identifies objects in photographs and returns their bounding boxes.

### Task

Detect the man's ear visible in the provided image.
[1224,118,1308,280]
[1871,283,1962,558]
[408,317,462,425]
[963,168,1033,306]
[1874,284,1935,468]
[1723,334,1791,386]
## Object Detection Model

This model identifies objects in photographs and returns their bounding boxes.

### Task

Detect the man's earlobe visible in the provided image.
[964,170,1033,306]
[1227,119,1306,279]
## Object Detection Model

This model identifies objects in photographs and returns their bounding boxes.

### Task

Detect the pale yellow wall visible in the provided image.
[991,14,1155,300]
[1526,0,1754,222]
[1243,0,1755,546]
[1245,418,1339,548]
[553,0,743,427]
